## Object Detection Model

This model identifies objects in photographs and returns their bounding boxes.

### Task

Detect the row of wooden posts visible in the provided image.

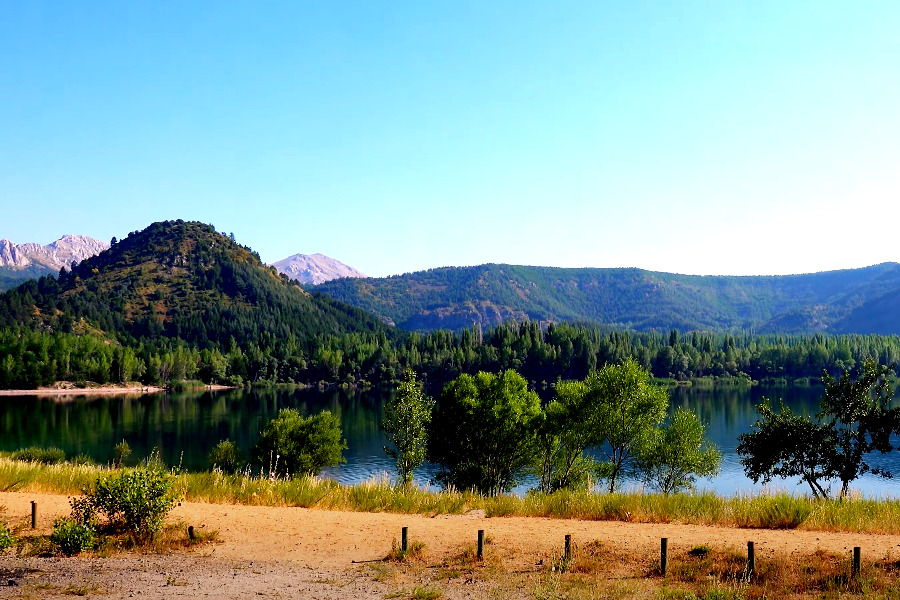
[24,502,865,577]
[399,525,865,579]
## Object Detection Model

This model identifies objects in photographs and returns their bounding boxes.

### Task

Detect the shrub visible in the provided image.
[251,409,346,478]
[73,467,177,541]
[50,517,95,555]
[11,446,66,464]
[0,525,15,551]
[208,440,243,473]
[70,453,96,466]
[114,440,131,468]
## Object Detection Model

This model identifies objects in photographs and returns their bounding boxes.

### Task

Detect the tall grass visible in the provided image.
[2,458,900,535]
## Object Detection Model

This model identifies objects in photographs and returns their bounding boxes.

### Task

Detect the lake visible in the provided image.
[2,384,899,498]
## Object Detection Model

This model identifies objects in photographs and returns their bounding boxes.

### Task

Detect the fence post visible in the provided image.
[402,527,408,552]
[564,534,572,561]
[853,547,861,578]
[660,538,668,576]
[31,501,36,529]
[477,530,484,560]
[747,541,755,579]
[188,525,195,541]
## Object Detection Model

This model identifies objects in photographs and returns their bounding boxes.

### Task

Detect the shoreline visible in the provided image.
[0,383,234,397]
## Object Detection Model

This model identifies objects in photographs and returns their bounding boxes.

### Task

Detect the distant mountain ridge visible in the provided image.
[0,235,109,290]
[271,253,366,285]
[313,262,900,335]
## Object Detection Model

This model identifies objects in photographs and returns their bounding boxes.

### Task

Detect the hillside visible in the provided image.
[313,262,900,334]
[0,235,109,291]
[0,220,388,349]
[271,253,366,285]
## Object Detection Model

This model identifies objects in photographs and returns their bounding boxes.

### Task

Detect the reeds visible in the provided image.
[2,458,900,535]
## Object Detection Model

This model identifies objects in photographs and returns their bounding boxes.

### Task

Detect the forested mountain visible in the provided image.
[0,220,388,350]
[313,263,900,335]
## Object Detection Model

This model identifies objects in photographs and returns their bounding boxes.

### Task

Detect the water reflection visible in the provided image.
[2,384,898,497]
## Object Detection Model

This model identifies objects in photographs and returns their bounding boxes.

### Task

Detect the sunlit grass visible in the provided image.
[2,458,900,535]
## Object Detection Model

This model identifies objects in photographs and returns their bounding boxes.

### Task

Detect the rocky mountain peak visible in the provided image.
[0,235,110,271]
[271,253,367,285]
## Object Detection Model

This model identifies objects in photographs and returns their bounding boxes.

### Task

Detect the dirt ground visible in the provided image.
[1,491,899,599]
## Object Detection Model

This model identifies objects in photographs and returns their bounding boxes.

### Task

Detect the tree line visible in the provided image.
[3,318,900,390]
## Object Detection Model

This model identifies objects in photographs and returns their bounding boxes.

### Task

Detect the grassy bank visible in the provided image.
[2,458,900,536]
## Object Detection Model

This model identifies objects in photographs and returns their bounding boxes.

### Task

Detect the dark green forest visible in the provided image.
[2,220,900,391]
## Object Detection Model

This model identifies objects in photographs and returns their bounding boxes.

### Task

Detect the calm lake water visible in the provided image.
[2,384,899,498]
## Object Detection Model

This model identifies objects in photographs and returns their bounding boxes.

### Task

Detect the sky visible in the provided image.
[1,1,899,278]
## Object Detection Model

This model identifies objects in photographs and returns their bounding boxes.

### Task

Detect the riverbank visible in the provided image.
[2,490,899,599]
[0,382,233,397]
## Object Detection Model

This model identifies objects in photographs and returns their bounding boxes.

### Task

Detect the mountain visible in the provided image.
[271,253,366,285]
[0,235,109,291]
[313,262,900,335]
[0,220,389,348]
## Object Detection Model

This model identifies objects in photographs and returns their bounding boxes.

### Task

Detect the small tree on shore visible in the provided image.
[382,369,433,486]
[251,409,346,478]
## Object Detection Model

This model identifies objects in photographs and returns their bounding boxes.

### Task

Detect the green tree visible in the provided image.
[585,360,669,492]
[737,399,834,498]
[635,408,721,495]
[382,369,434,486]
[251,409,347,478]
[533,379,597,493]
[208,439,243,474]
[737,360,900,499]
[428,370,541,496]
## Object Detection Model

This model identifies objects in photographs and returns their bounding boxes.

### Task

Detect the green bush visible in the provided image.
[251,409,346,478]
[0,525,15,551]
[73,467,177,541]
[208,440,243,474]
[70,453,96,466]
[11,446,66,464]
[50,517,95,555]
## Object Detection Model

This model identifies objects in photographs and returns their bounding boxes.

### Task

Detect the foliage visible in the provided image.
[635,408,721,495]
[382,369,433,486]
[50,517,95,555]
[251,409,346,478]
[11,446,66,464]
[584,360,669,492]
[738,360,900,499]
[0,524,14,551]
[428,370,541,495]
[208,439,243,474]
[533,379,597,493]
[73,466,177,540]
[114,440,131,468]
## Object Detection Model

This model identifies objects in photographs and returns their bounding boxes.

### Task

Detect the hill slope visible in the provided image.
[0,221,388,348]
[313,263,900,334]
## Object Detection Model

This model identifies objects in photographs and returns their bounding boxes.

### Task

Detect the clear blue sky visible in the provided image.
[2,1,898,277]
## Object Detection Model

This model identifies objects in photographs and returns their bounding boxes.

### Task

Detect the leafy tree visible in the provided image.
[533,379,597,493]
[382,369,433,486]
[635,408,721,495]
[251,409,346,478]
[737,399,834,498]
[738,360,900,499]
[585,360,669,492]
[208,439,243,474]
[819,360,900,498]
[428,370,541,496]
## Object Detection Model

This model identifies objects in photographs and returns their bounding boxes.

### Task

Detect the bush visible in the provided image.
[0,525,15,551]
[50,517,95,555]
[208,440,243,473]
[11,446,66,464]
[251,409,346,478]
[73,467,177,541]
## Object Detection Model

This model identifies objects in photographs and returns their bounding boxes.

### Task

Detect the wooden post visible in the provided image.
[477,530,484,560]
[853,547,861,577]
[30,501,36,529]
[402,527,408,552]
[747,541,755,579]
[564,534,572,561]
[188,525,195,541]
[660,538,668,576]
